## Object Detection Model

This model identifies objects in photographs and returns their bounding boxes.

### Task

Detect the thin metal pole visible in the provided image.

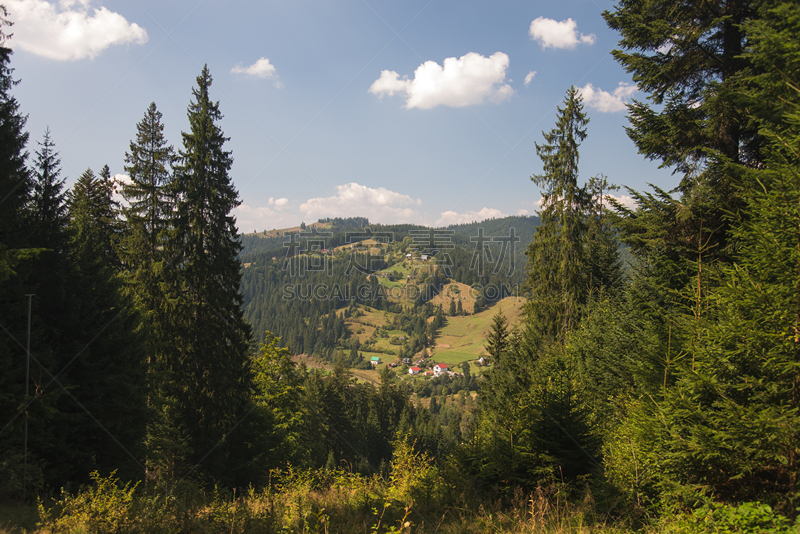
[24,293,33,503]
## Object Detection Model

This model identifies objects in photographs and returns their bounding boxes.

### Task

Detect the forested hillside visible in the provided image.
[2,1,800,532]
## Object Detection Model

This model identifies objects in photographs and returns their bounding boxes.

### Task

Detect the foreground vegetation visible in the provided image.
[3,464,798,533]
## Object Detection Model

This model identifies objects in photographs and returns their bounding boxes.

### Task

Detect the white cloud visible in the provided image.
[300,183,423,225]
[231,57,281,86]
[435,207,507,227]
[605,194,637,210]
[111,173,131,207]
[234,203,299,233]
[529,17,595,49]
[5,0,148,60]
[578,82,637,113]
[516,208,529,216]
[524,71,537,86]
[369,52,514,110]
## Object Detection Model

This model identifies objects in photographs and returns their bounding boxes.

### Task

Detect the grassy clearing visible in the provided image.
[430,297,526,367]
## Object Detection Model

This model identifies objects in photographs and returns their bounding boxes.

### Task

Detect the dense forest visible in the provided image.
[1,1,800,532]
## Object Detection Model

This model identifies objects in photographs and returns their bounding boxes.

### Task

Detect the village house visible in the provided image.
[408,366,421,375]
[433,363,449,376]
[370,356,381,366]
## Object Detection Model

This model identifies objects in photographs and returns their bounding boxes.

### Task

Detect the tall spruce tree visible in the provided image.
[0,5,30,278]
[166,65,253,485]
[525,86,591,347]
[0,6,36,498]
[30,128,67,251]
[601,1,800,510]
[472,87,607,489]
[119,102,178,482]
[603,0,764,290]
[122,102,174,264]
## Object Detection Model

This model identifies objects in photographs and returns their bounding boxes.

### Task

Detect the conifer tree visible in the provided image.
[602,2,800,508]
[55,167,147,485]
[30,128,67,251]
[165,65,253,485]
[485,311,511,363]
[0,6,31,281]
[603,0,765,287]
[122,102,174,266]
[0,7,36,497]
[525,86,591,347]
[119,102,178,482]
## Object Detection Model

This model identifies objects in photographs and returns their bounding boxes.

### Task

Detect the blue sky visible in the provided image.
[6,0,676,230]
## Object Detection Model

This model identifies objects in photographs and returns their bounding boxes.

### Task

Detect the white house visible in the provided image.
[408,366,421,375]
[433,363,449,376]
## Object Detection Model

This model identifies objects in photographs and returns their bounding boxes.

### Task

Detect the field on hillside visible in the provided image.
[429,281,478,313]
[243,221,329,238]
[430,297,525,367]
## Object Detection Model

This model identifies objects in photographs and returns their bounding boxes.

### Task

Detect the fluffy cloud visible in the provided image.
[516,208,530,216]
[5,0,148,60]
[524,71,537,86]
[529,17,595,49]
[369,52,514,110]
[234,199,295,233]
[110,173,131,207]
[231,57,281,86]
[578,82,637,113]
[300,183,423,225]
[605,194,637,210]
[435,207,507,227]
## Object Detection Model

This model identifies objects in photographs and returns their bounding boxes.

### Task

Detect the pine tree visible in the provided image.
[55,167,147,485]
[122,102,174,266]
[525,86,591,347]
[0,8,36,498]
[602,0,765,288]
[119,102,178,483]
[68,169,118,265]
[30,128,67,251]
[165,65,253,485]
[0,6,31,281]
[602,2,800,508]
[485,311,511,363]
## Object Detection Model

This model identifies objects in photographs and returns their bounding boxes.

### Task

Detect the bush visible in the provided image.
[662,502,800,533]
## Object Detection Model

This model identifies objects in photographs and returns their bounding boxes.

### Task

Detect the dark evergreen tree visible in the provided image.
[525,86,591,347]
[30,128,67,251]
[122,102,174,258]
[165,65,253,486]
[485,311,511,363]
[0,5,30,281]
[603,0,764,289]
[119,102,178,482]
[51,166,148,485]
[0,8,36,499]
